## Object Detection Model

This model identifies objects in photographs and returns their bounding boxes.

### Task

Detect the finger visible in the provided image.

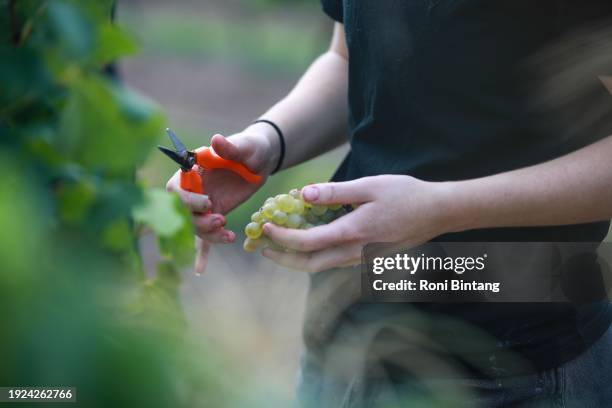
[194,237,210,275]
[193,213,226,234]
[301,179,374,205]
[193,214,236,244]
[211,134,245,163]
[165,171,181,192]
[167,176,211,213]
[195,228,235,244]
[263,215,361,252]
[178,190,211,213]
[262,243,362,273]
[195,227,236,244]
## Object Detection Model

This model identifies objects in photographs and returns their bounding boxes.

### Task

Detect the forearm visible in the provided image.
[242,50,348,174]
[233,23,348,175]
[256,50,348,169]
[445,135,612,232]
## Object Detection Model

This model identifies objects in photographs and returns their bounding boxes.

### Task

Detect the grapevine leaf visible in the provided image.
[133,188,185,237]
[58,76,163,173]
[158,212,195,266]
[101,218,134,252]
[94,23,138,66]
[57,179,97,224]
[46,0,95,61]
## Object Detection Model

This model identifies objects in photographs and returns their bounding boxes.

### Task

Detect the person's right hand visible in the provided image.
[166,123,279,274]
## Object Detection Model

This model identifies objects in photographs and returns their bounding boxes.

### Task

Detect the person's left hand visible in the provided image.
[262,175,458,272]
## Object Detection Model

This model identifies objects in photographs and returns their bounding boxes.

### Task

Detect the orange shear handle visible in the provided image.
[180,168,208,215]
[180,169,204,195]
[194,147,263,184]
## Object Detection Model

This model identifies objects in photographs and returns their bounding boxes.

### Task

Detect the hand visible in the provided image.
[166,124,279,274]
[262,175,456,273]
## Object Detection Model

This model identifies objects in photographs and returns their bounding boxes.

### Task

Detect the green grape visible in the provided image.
[272,210,288,225]
[293,199,305,215]
[286,213,303,229]
[311,204,327,216]
[243,188,353,252]
[262,202,277,218]
[289,188,301,199]
[245,222,263,239]
[277,194,296,212]
[243,237,260,252]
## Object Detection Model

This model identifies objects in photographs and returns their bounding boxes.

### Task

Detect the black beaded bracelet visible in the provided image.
[253,119,285,175]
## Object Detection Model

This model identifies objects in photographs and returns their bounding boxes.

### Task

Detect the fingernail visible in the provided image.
[213,218,223,228]
[222,234,232,243]
[263,223,271,234]
[302,186,319,201]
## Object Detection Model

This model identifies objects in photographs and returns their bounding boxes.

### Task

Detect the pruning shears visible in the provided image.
[158,128,262,209]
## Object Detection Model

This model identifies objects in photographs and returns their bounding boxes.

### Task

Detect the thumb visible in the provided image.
[301,179,373,205]
[210,134,246,163]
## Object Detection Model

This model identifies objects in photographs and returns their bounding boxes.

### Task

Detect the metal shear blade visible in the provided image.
[157,128,194,171]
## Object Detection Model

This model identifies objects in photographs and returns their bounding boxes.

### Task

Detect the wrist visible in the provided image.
[251,119,285,174]
[433,180,481,234]
[243,122,281,175]
[226,122,280,176]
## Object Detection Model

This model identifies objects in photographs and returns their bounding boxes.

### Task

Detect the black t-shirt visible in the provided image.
[310,0,612,376]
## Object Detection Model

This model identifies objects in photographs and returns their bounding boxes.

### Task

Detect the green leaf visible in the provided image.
[158,216,195,266]
[133,189,195,266]
[46,1,95,61]
[94,23,138,66]
[112,84,160,123]
[57,179,97,224]
[0,46,51,111]
[0,154,45,282]
[58,76,164,174]
[101,218,134,252]
[133,188,185,237]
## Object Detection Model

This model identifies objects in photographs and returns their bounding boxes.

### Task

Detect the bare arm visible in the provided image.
[240,23,349,173]
[446,134,612,232]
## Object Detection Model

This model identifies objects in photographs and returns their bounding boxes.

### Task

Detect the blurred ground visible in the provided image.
[119,0,343,404]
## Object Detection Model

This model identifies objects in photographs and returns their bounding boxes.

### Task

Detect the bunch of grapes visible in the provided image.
[243,188,349,252]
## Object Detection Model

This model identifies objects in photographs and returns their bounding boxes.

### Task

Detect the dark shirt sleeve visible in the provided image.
[321,0,343,23]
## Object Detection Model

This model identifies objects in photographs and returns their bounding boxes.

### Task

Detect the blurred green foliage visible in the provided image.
[0,0,236,406]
